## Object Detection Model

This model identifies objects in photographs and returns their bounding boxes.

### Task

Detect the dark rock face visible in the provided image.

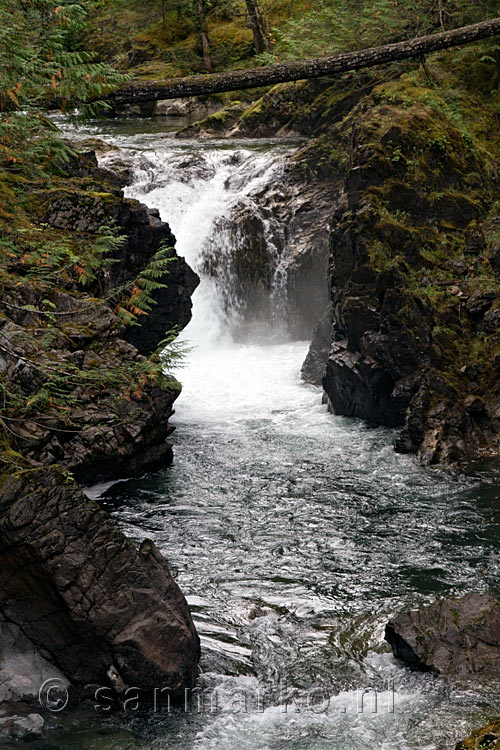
[0,152,201,716]
[39,178,199,356]
[0,167,200,485]
[0,306,181,484]
[323,340,407,426]
[0,470,200,699]
[321,193,429,430]
[385,594,500,677]
[228,77,374,139]
[301,309,333,384]
[203,163,334,340]
[292,75,500,465]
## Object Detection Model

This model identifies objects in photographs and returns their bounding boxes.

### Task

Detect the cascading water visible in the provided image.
[64,118,500,750]
[118,136,294,343]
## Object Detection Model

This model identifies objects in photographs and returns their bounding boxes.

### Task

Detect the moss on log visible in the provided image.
[109,17,500,104]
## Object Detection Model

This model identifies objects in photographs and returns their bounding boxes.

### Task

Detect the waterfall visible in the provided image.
[122,143,295,346]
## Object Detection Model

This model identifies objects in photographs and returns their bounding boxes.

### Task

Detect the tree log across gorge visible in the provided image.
[108,17,500,105]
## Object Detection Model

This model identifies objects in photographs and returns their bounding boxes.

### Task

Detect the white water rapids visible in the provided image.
[59,118,500,750]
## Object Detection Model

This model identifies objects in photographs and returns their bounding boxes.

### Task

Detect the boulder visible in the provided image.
[385,594,500,676]
[0,711,44,742]
[456,720,500,749]
[0,470,200,701]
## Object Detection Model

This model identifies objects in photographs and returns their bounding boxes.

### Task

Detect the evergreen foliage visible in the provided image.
[80,0,500,78]
[0,0,188,467]
[259,0,500,63]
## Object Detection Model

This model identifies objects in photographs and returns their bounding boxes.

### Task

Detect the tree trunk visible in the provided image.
[197,0,213,73]
[109,17,500,104]
[245,0,270,55]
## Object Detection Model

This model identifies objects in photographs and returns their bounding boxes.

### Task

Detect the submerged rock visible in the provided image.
[385,593,500,676]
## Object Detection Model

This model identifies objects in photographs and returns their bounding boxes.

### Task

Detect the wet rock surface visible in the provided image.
[0,152,201,721]
[0,470,200,701]
[386,594,500,676]
[456,719,500,749]
[178,101,247,138]
[202,160,335,340]
[301,308,333,384]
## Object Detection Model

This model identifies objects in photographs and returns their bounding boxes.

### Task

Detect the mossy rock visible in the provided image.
[209,21,253,67]
[177,101,247,137]
[456,720,500,749]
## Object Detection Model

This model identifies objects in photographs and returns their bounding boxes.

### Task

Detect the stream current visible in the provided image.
[60,117,500,750]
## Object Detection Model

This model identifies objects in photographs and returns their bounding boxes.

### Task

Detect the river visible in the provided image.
[57,116,500,750]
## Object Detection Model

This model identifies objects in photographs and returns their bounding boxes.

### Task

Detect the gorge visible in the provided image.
[33,112,498,750]
[3,3,500,744]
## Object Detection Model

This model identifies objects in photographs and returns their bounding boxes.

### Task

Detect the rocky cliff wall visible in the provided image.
[0,150,201,734]
[212,53,500,466]
[313,65,500,465]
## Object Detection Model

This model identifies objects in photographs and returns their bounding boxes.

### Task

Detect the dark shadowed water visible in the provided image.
[50,117,500,750]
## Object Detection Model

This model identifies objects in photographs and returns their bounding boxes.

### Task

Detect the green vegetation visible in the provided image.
[0,0,187,479]
[2,0,500,476]
[78,0,500,82]
[259,0,500,62]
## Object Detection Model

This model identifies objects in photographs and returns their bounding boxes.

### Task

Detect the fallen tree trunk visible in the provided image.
[109,17,500,105]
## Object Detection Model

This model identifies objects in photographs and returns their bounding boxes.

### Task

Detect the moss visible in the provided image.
[83,0,297,77]
[0,446,32,485]
[457,720,500,750]
[177,100,246,137]
[292,134,349,179]
[208,21,254,68]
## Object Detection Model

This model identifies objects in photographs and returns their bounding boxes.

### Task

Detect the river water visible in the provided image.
[59,117,500,749]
